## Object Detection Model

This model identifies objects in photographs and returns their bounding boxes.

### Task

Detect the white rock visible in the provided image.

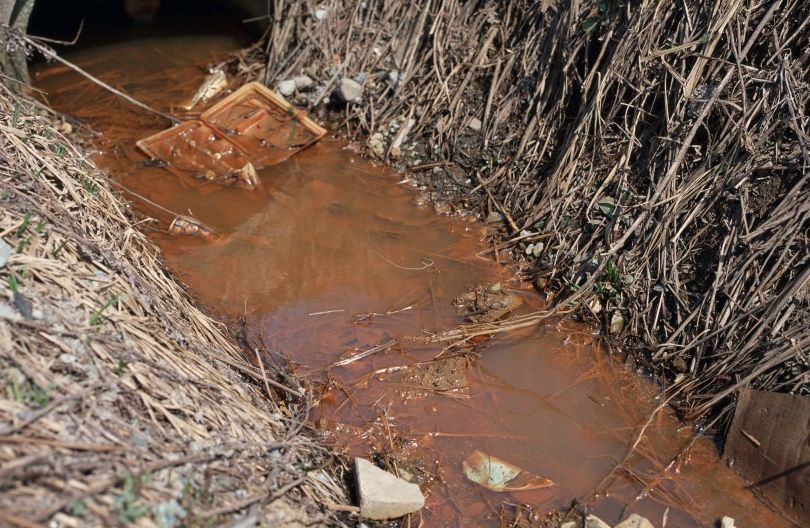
[585,515,611,528]
[276,80,296,97]
[0,238,11,268]
[721,517,736,528]
[614,513,655,528]
[467,117,482,131]
[561,523,576,528]
[337,78,363,103]
[354,458,424,520]
[368,133,386,158]
[293,75,314,90]
[314,8,328,20]
[610,310,625,334]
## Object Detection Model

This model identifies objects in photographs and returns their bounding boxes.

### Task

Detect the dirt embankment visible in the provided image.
[0,84,346,527]
[222,0,809,428]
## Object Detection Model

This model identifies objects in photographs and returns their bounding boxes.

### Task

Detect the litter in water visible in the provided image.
[168,215,216,238]
[137,120,257,190]
[463,449,555,492]
[138,82,326,190]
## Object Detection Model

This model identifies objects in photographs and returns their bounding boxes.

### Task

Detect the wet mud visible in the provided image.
[34,35,793,527]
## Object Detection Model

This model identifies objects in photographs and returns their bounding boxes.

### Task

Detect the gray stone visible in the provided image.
[354,458,424,520]
[337,78,363,103]
[276,79,296,97]
[293,75,314,90]
[467,117,482,131]
[585,515,611,528]
[0,238,11,269]
[614,513,655,528]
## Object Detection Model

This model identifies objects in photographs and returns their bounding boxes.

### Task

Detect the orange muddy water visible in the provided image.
[34,35,793,527]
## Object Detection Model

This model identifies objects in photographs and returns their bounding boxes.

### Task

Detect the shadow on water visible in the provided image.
[32,23,794,528]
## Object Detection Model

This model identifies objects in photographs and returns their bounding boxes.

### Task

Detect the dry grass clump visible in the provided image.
[227,0,809,427]
[0,83,346,527]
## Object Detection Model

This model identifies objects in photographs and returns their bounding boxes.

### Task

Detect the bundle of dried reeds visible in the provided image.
[0,83,346,526]
[232,0,809,427]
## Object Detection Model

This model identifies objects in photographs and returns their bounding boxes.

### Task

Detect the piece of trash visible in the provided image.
[168,215,215,238]
[139,82,326,190]
[180,69,228,110]
[137,120,255,189]
[201,82,327,167]
[462,450,554,492]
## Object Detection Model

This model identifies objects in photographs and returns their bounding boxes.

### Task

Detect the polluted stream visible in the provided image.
[34,35,792,527]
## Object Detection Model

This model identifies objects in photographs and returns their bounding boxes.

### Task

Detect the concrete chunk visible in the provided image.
[615,513,655,528]
[354,457,425,520]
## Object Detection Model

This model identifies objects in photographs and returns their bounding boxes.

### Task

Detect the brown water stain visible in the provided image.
[34,35,794,528]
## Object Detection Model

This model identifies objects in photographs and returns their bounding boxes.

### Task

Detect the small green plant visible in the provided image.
[115,473,148,524]
[5,379,51,408]
[82,176,99,195]
[90,294,123,325]
[68,498,87,516]
[16,210,31,237]
[27,383,51,407]
[34,219,46,234]
[12,103,21,129]
[15,237,30,253]
[52,241,67,258]
[50,142,67,157]
[7,273,19,294]
[114,360,128,376]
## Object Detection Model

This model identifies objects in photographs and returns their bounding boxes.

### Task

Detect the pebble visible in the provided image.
[337,77,363,103]
[721,517,736,528]
[276,79,296,97]
[467,117,483,132]
[368,133,386,158]
[354,458,425,520]
[293,75,314,90]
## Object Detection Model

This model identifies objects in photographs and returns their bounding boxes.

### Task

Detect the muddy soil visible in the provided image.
[33,33,794,528]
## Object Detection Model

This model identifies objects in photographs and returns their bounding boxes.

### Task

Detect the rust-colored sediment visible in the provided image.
[35,35,792,527]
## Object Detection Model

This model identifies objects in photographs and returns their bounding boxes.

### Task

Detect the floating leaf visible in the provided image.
[462,450,554,492]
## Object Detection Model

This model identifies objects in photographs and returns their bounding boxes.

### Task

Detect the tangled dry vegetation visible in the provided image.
[0,84,346,527]
[229,0,809,428]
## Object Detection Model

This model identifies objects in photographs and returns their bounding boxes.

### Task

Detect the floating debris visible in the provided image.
[138,82,326,189]
[201,82,326,167]
[137,120,253,189]
[462,450,554,492]
[168,215,216,238]
[454,283,523,323]
[180,69,228,110]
